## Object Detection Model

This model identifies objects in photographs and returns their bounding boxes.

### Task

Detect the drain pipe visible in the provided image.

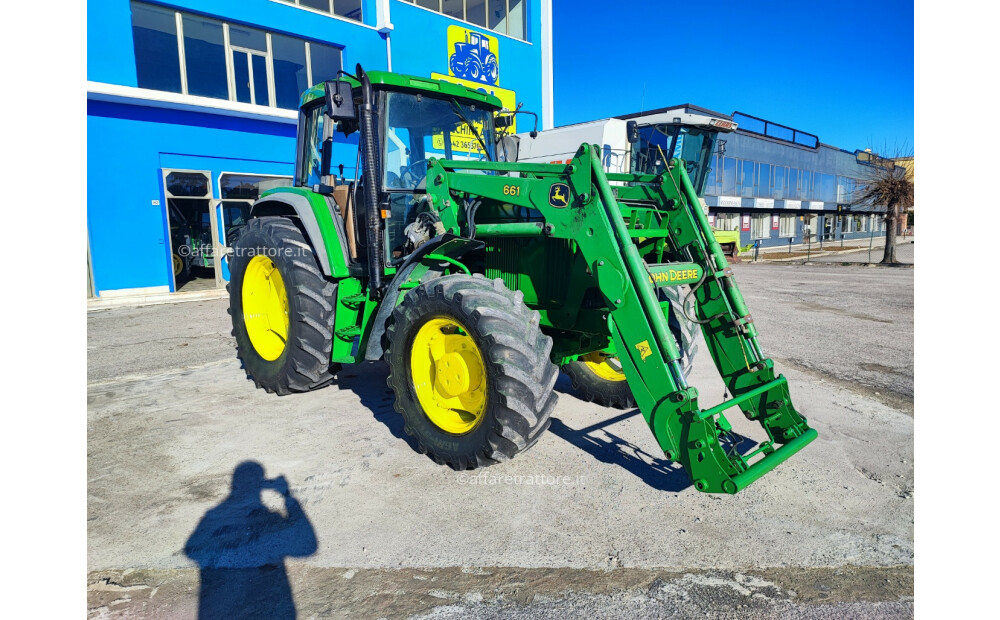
[376,0,394,71]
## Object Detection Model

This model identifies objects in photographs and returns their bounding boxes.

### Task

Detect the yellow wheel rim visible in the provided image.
[410,317,487,435]
[581,351,627,382]
[172,253,183,276]
[242,255,289,361]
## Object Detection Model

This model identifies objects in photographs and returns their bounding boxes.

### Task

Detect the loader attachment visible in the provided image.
[426,143,815,493]
[586,146,816,494]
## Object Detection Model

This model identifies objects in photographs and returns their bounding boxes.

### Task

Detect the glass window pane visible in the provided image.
[310,42,343,84]
[233,50,251,103]
[442,0,463,19]
[488,0,507,33]
[131,1,181,93]
[773,166,786,199]
[766,123,794,141]
[466,0,487,26]
[787,168,798,199]
[166,171,210,197]
[333,0,363,20]
[739,160,754,198]
[229,24,266,52]
[800,170,812,200]
[251,54,270,106]
[722,157,737,195]
[182,15,227,99]
[301,0,330,11]
[220,174,292,199]
[818,173,836,202]
[272,34,308,110]
[757,163,771,198]
[416,0,440,10]
[508,0,525,39]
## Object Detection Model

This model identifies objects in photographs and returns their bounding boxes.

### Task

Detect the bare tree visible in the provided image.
[855,147,914,264]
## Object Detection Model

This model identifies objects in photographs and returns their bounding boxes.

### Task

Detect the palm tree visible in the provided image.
[855,149,914,264]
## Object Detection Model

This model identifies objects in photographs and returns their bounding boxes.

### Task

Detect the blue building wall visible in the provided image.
[88,0,546,296]
[704,129,886,251]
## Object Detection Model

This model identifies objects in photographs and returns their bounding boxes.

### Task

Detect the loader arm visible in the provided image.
[425,143,815,494]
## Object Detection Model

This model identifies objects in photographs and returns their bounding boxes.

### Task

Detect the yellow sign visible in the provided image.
[649,268,699,285]
[430,72,517,153]
[447,26,500,86]
[635,341,653,362]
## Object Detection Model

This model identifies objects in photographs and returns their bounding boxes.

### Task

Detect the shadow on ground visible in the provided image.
[184,461,317,619]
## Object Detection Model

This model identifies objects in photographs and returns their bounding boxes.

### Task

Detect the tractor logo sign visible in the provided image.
[548,183,570,208]
[448,26,499,86]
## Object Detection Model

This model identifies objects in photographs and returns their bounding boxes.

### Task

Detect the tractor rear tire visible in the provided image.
[385,274,558,470]
[228,216,339,395]
[562,289,699,409]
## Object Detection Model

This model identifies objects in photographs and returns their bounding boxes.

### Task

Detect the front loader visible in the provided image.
[228,66,816,494]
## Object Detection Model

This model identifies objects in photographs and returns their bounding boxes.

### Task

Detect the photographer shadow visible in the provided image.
[184,461,317,620]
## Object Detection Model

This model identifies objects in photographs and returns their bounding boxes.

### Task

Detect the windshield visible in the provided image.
[382,91,496,191]
[631,125,719,194]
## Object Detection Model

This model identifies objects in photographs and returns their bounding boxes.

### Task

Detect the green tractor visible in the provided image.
[228,66,815,494]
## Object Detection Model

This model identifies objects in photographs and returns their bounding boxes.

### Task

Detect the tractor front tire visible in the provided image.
[385,274,558,470]
[562,289,699,409]
[228,216,338,395]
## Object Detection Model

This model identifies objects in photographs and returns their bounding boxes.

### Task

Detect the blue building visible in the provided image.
[87,0,552,298]
[701,111,889,251]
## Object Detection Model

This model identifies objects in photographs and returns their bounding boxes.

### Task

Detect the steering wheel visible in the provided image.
[399,159,429,188]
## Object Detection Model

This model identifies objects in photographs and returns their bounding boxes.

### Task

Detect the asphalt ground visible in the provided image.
[87,262,914,618]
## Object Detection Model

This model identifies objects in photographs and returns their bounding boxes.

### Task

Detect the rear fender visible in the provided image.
[249,190,351,278]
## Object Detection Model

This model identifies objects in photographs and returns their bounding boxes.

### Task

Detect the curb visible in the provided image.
[87,288,228,312]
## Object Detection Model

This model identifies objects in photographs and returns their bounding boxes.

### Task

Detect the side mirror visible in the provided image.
[324,80,355,121]
[495,115,514,129]
[497,135,520,163]
[626,120,639,144]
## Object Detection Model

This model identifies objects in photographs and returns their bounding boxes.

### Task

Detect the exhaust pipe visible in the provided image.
[357,64,385,298]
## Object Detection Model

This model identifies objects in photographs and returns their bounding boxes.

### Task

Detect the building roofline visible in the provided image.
[616,103,731,121]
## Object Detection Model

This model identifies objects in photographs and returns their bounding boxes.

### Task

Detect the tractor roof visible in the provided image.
[299,71,503,111]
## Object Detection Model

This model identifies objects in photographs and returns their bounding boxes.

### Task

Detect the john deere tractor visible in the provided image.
[228,66,816,494]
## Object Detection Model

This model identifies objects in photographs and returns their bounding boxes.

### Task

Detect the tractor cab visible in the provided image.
[626,106,737,195]
[287,69,503,268]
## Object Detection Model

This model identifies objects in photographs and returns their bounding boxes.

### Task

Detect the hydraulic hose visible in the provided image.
[357,65,385,298]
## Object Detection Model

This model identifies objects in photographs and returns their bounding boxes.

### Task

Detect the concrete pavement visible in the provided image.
[87,263,914,618]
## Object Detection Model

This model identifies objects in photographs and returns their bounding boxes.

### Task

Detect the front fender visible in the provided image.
[363,235,485,361]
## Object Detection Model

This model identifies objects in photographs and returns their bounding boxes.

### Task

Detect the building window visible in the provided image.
[773,166,786,199]
[405,0,527,40]
[817,173,837,203]
[779,215,796,237]
[131,2,182,93]
[721,157,737,196]
[750,214,769,240]
[799,169,813,201]
[703,154,720,195]
[739,160,755,198]
[129,1,343,109]
[277,1,363,22]
[756,162,771,198]
[715,213,739,231]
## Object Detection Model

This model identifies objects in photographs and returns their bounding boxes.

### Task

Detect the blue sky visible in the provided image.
[551,0,914,151]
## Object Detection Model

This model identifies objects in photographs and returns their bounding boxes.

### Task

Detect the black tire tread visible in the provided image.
[228,216,338,395]
[385,274,557,470]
